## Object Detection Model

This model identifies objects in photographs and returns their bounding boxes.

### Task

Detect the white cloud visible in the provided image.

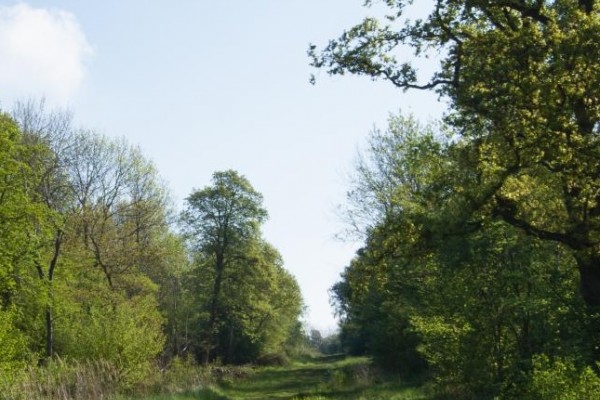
[0,3,92,105]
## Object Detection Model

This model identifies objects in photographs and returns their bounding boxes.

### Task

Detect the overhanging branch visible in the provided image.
[496,1,550,24]
[494,195,593,250]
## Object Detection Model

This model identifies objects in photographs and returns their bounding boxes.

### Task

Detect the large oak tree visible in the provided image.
[311,0,600,308]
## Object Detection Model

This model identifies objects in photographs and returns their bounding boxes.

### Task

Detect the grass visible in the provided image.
[132,354,431,400]
[127,389,229,400]
[1,358,122,400]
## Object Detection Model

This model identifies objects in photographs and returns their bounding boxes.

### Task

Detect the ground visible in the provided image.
[136,355,429,400]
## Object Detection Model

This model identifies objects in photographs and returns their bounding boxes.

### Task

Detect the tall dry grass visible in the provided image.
[135,357,253,397]
[0,356,252,400]
[0,358,121,400]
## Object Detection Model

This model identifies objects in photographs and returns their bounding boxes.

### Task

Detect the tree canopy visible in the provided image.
[311,0,600,307]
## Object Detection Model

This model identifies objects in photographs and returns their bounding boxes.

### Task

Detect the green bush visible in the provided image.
[410,316,472,385]
[526,355,600,400]
[56,284,164,386]
[0,308,29,379]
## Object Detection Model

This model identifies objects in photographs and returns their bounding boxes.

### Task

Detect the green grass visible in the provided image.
[132,355,431,400]
[129,388,228,400]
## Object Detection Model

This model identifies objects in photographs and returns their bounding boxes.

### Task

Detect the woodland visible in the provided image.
[3,0,600,399]
[312,0,600,398]
[0,101,304,398]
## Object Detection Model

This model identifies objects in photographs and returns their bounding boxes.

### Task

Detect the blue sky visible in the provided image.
[0,1,444,332]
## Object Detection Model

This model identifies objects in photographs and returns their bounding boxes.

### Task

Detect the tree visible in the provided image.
[0,112,46,371]
[311,0,600,309]
[54,132,171,373]
[182,170,268,363]
[182,171,303,364]
[12,101,172,361]
[8,101,176,373]
[213,239,302,364]
[12,100,75,360]
[333,113,451,372]
[332,112,592,395]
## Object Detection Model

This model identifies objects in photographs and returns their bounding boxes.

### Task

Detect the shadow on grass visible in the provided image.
[217,354,429,400]
[225,368,325,391]
[193,388,231,399]
[145,387,231,400]
[294,353,347,365]
[220,354,355,397]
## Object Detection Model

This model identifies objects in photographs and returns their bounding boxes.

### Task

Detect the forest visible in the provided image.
[2,0,600,399]
[0,101,305,398]
[313,0,600,398]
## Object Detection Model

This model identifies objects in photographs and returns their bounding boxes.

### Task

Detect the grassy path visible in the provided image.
[146,355,429,400]
[221,354,357,399]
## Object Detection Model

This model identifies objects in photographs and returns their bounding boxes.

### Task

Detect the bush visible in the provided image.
[0,308,29,379]
[526,355,600,400]
[56,287,164,386]
[0,356,256,400]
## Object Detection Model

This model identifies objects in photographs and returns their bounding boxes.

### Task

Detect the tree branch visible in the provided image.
[579,0,595,13]
[496,1,550,24]
[382,69,454,90]
[494,195,594,250]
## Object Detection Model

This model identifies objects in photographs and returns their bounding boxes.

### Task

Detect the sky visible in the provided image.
[0,0,445,333]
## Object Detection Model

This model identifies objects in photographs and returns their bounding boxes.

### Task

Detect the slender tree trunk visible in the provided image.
[38,230,63,361]
[201,349,210,365]
[227,323,235,364]
[203,251,225,364]
[45,306,53,358]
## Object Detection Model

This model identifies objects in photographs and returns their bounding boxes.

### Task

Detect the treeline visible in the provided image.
[0,101,303,384]
[312,1,600,399]
[333,114,597,398]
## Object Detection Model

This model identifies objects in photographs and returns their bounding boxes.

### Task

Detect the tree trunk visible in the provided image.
[45,307,53,358]
[40,230,62,362]
[574,251,600,308]
[227,323,235,364]
[573,251,600,361]
[202,251,225,364]
[201,348,210,365]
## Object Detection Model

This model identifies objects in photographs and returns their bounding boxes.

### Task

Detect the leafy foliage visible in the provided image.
[527,355,600,400]
[0,103,183,387]
[314,1,600,396]
[312,0,600,306]
[0,103,304,400]
[332,112,597,397]
[181,170,303,364]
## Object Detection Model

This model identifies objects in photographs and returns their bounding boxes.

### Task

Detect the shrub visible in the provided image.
[0,308,29,380]
[526,354,600,400]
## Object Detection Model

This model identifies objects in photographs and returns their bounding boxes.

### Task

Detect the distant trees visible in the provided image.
[181,170,303,364]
